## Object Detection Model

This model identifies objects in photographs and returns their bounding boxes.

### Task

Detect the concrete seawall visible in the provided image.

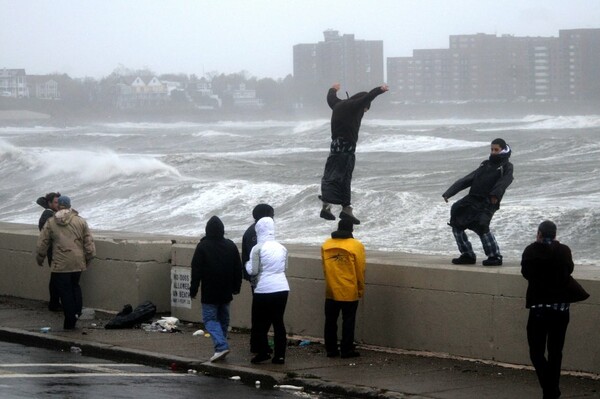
[1,222,598,374]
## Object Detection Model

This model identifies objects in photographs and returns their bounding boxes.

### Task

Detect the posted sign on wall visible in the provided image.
[171,267,192,309]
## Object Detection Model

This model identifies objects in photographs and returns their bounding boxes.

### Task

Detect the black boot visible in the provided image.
[482,256,503,266]
[451,254,476,265]
[339,206,360,224]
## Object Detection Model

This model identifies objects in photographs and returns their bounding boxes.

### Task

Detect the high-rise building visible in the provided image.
[559,29,600,101]
[293,30,383,107]
[387,29,600,103]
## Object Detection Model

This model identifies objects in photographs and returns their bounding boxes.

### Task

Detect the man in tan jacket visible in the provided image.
[37,196,95,330]
[321,219,366,358]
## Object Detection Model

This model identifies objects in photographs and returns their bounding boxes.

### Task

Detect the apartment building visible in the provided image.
[293,30,384,106]
[387,29,600,102]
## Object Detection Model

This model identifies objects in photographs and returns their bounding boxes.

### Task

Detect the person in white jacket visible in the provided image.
[245,217,289,364]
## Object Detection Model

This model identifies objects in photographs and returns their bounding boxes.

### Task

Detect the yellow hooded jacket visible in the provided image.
[321,237,366,301]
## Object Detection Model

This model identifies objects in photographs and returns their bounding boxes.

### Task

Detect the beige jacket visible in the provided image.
[36,209,95,272]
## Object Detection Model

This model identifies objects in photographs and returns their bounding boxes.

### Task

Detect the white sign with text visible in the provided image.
[171,267,192,309]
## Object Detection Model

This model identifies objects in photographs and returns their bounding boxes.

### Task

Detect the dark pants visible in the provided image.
[321,152,355,207]
[53,272,83,329]
[324,299,359,355]
[527,307,570,399]
[252,291,288,359]
[49,272,61,310]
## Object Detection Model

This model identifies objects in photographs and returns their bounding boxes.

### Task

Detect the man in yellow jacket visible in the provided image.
[321,219,366,358]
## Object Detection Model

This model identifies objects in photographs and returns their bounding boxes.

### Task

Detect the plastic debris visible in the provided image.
[192,329,205,336]
[204,333,211,338]
[156,317,180,332]
[70,346,82,354]
[229,376,241,381]
[141,317,181,333]
[299,339,311,347]
[40,327,51,333]
[255,380,261,388]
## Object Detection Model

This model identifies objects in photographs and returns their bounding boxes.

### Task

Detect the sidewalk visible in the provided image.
[1,296,599,399]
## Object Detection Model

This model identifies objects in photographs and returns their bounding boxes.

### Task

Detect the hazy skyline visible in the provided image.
[2,0,600,80]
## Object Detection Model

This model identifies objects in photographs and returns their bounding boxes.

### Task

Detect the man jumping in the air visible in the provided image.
[319,82,388,224]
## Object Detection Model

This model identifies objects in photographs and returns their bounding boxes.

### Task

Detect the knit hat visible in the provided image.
[252,203,274,221]
[57,196,71,208]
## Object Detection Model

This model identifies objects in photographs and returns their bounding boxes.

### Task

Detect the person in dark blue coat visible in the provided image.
[190,216,242,362]
[443,138,514,266]
[319,82,388,225]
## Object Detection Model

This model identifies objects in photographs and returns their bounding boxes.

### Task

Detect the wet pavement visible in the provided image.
[0,341,325,399]
[1,296,599,398]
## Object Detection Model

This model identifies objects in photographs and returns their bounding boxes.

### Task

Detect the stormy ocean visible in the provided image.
[1,115,599,264]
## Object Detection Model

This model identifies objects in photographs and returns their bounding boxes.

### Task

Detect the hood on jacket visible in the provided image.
[36,197,49,209]
[204,216,225,239]
[349,91,371,110]
[252,204,274,221]
[255,217,275,244]
[54,209,77,226]
[489,144,512,165]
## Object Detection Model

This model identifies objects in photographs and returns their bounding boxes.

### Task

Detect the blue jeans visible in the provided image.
[202,303,230,352]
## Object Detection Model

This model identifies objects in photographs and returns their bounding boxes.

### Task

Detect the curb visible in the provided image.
[0,327,418,398]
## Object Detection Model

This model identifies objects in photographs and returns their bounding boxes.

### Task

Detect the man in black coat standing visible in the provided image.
[319,82,388,225]
[36,192,62,311]
[521,220,576,399]
[443,138,514,266]
[190,216,242,362]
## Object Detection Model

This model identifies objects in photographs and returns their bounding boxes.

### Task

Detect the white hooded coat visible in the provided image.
[245,217,289,294]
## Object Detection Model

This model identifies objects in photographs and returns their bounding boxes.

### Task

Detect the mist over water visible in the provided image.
[1,115,599,265]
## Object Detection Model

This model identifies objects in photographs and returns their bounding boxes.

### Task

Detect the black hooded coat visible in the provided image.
[321,86,386,206]
[443,150,514,235]
[190,216,242,304]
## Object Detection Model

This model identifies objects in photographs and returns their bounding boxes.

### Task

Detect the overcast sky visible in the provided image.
[2,0,599,80]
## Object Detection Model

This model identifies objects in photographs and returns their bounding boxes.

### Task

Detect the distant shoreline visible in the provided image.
[1,100,599,127]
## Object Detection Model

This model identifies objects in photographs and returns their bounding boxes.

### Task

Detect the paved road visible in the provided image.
[0,341,324,399]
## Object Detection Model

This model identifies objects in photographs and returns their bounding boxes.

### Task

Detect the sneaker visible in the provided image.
[326,350,340,358]
[451,254,476,265]
[271,357,285,364]
[209,349,230,362]
[339,207,360,225]
[320,208,336,220]
[482,256,503,266]
[250,353,271,364]
[340,350,360,358]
